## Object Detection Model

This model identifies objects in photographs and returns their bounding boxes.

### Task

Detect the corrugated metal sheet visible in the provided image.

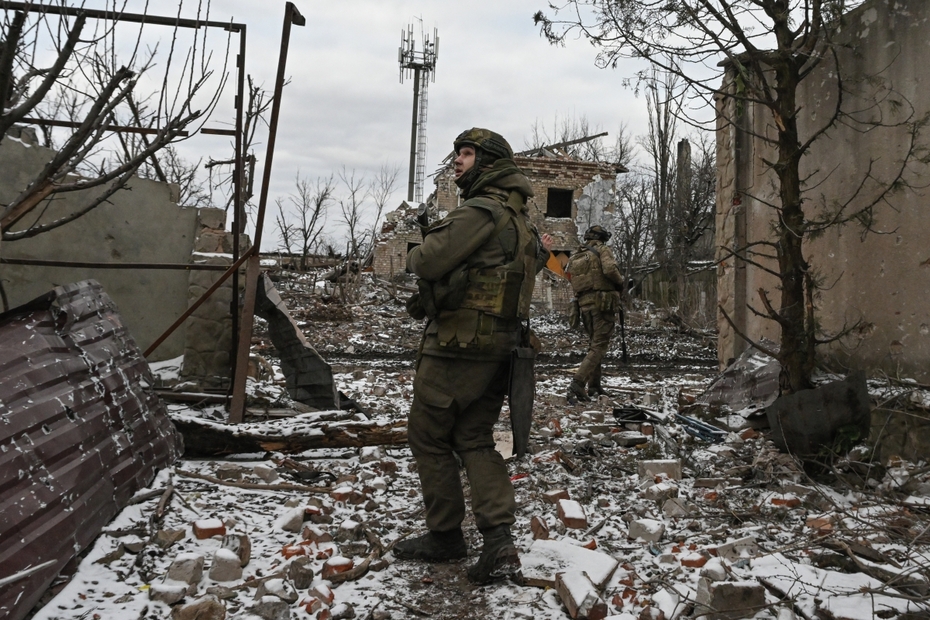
[0,280,182,620]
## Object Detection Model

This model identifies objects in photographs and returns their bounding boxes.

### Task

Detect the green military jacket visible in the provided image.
[407,160,546,361]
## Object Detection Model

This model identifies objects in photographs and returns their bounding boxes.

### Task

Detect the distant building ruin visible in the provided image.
[372,150,625,314]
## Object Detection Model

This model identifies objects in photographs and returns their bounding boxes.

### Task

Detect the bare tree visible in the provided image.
[204,75,271,233]
[276,174,334,271]
[638,69,682,264]
[526,113,635,167]
[367,163,400,247]
[612,172,656,296]
[337,166,369,261]
[536,0,929,394]
[1,3,228,241]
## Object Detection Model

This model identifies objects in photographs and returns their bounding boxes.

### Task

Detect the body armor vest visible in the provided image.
[459,191,537,320]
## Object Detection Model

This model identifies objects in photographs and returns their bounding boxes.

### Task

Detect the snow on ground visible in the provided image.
[28,274,930,620]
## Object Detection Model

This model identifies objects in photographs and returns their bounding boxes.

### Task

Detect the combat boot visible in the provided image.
[467,525,521,584]
[588,367,608,398]
[393,528,467,562]
[567,379,590,404]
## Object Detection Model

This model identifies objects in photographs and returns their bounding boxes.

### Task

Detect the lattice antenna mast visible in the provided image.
[399,22,438,203]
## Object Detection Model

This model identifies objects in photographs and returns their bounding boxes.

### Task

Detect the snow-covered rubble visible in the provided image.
[28,274,930,620]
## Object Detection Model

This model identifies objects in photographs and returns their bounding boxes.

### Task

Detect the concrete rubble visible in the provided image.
[21,276,930,620]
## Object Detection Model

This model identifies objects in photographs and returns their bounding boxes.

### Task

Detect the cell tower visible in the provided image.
[399,22,438,203]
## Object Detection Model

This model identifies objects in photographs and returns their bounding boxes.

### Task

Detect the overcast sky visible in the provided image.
[76,0,710,246]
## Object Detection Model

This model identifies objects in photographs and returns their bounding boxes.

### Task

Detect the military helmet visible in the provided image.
[584,225,612,242]
[453,127,514,162]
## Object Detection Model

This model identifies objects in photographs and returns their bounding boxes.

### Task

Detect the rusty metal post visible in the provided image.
[228,2,305,424]
[230,26,247,393]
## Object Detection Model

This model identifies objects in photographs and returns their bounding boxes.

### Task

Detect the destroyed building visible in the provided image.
[715,0,930,384]
[372,148,625,314]
[0,126,242,389]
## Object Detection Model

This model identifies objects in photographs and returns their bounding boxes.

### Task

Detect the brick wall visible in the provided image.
[375,157,618,314]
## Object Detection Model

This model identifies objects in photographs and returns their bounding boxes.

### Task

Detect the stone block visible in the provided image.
[715,536,759,561]
[255,578,298,604]
[288,556,315,589]
[209,549,243,582]
[310,582,335,606]
[629,518,665,543]
[253,464,279,483]
[611,431,649,447]
[694,578,766,620]
[221,534,251,567]
[198,207,227,230]
[520,539,620,589]
[555,571,608,620]
[278,508,305,533]
[303,524,333,544]
[700,557,729,582]
[638,460,682,481]
[149,583,187,605]
[663,498,697,518]
[248,596,290,620]
[359,446,383,463]
[167,552,204,584]
[215,464,247,480]
[531,515,550,540]
[558,499,588,529]
[170,596,225,620]
[644,482,679,502]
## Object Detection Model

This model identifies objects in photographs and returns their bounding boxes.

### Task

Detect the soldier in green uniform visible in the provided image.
[565,225,625,402]
[396,128,551,584]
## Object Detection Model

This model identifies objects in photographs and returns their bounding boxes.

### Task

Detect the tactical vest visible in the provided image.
[459,191,537,320]
[565,243,615,295]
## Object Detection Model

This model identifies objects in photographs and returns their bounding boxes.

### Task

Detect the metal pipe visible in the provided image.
[230,25,247,398]
[1,2,245,31]
[19,117,190,137]
[228,1,304,424]
[407,67,421,202]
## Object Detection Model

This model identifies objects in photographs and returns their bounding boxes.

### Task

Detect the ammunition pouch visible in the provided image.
[595,290,620,313]
[460,263,525,318]
[406,262,470,320]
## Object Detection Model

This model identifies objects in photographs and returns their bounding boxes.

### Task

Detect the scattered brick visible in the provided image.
[321,556,354,579]
[557,499,588,530]
[531,515,550,540]
[192,518,225,540]
[544,489,571,504]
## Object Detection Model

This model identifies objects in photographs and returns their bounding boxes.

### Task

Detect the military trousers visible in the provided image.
[407,354,516,533]
[575,308,616,387]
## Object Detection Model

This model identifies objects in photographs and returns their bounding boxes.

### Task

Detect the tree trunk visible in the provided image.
[773,60,815,395]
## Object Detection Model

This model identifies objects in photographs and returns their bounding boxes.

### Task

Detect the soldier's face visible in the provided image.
[454,146,476,179]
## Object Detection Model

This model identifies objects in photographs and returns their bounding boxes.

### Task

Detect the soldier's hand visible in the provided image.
[541,233,553,251]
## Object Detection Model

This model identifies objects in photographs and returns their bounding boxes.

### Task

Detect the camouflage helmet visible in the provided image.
[584,225,612,242]
[453,127,514,162]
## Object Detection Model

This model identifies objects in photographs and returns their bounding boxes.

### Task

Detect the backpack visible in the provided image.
[565,245,600,295]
